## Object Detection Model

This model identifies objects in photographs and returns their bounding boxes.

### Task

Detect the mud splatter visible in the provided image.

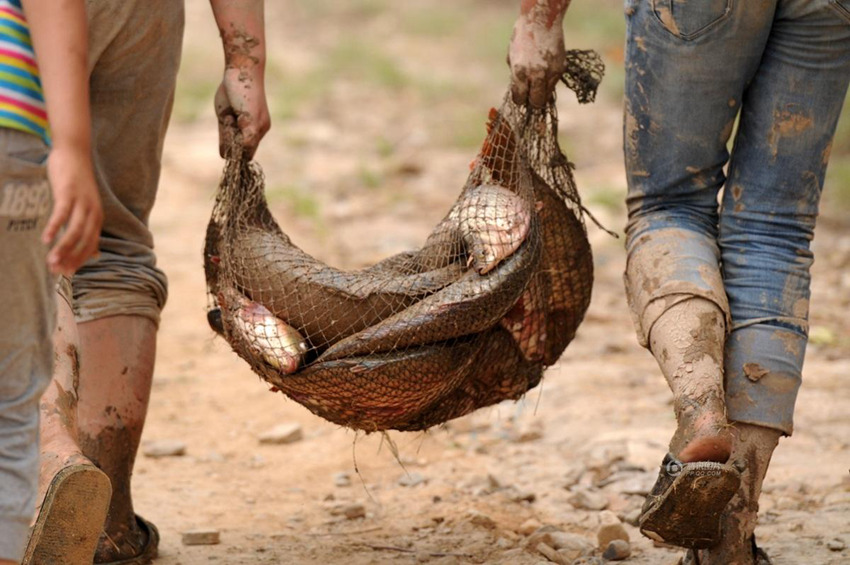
[743,363,769,382]
[768,107,813,159]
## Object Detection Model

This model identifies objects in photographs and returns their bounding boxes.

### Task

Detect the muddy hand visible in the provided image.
[508,0,570,108]
[214,69,270,160]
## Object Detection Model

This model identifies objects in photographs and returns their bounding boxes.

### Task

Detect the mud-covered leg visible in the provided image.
[25,297,112,565]
[649,298,730,463]
[75,315,156,562]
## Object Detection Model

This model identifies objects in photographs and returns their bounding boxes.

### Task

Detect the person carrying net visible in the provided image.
[25,1,270,563]
[512,0,850,563]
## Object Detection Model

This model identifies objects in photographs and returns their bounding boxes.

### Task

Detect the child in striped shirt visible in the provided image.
[0,0,102,562]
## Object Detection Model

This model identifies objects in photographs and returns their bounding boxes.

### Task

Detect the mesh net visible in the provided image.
[204,51,602,432]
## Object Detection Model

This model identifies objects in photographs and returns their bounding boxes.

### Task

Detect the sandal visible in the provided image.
[23,463,112,565]
[639,453,741,549]
[96,515,160,565]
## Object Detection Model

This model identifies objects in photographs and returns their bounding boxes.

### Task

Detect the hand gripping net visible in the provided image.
[204,51,603,432]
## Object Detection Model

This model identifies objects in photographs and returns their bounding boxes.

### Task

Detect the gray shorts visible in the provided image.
[0,128,54,561]
[61,0,185,326]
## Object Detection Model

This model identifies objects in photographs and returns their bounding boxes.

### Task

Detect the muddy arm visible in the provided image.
[508,0,572,108]
[209,0,271,159]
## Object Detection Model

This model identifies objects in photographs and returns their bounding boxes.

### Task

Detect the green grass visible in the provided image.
[266,183,322,222]
[173,49,219,123]
[325,39,410,90]
[401,6,465,37]
[356,165,383,190]
[586,186,626,212]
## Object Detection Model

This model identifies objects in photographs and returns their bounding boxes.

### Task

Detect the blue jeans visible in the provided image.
[623,0,850,434]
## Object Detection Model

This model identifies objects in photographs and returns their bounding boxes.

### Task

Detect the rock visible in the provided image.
[827,537,846,551]
[510,490,536,503]
[467,511,497,530]
[182,529,220,545]
[569,489,609,511]
[398,472,427,487]
[518,518,542,536]
[143,440,186,458]
[528,528,593,559]
[620,508,641,527]
[597,510,630,549]
[329,502,366,520]
[562,464,586,489]
[515,427,544,443]
[603,540,631,561]
[333,472,351,487]
[258,423,303,445]
[342,503,366,520]
[535,542,568,565]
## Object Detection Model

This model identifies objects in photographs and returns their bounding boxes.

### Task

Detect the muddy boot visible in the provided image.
[690,423,782,565]
[75,315,159,563]
[24,299,112,565]
[638,298,741,548]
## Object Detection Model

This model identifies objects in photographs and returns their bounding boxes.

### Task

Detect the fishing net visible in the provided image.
[204,50,603,432]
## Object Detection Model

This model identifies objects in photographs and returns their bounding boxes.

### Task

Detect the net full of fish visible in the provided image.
[204,50,604,432]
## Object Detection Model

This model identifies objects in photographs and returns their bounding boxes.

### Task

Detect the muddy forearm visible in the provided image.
[518,0,572,28]
[209,0,266,71]
[209,0,270,157]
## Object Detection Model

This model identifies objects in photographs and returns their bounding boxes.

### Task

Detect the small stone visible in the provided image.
[515,428,544,443]
[827,538,846,551]
[258,423,303,445]
[518,518,542,536]
[597,510,630,549]
[398,472,427,487]
[535,542,568,565]
[509,489,536,503]
[342,503,366,520]
[620,508,641,527]
[333,472,351,487]
[603,539,631,561]
[467,511,497,530]
[528,528,593,558]
[182,529,220,545]
[562,464,586,489]
[568,489,609,511]
[143,440,186,458]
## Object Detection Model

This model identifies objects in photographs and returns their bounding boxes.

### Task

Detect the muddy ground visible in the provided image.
[132,1,849,563]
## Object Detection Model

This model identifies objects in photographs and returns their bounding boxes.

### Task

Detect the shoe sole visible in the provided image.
[22,463,112,565]
[640,461,740,549]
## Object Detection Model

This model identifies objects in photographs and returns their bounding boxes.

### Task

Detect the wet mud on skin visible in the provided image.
[80,422,146,563]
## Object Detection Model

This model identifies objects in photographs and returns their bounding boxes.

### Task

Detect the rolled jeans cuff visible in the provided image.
[725,324,805,436]
[0,515,30,562]
[624,228,730,348]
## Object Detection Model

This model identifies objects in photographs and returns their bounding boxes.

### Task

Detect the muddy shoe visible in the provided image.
[639,453,741,549]
[681,536,772,564]
[23,463,112,565]
[95,515,160,565]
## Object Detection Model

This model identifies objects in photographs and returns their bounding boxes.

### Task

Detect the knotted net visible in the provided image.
[204,50,603,432]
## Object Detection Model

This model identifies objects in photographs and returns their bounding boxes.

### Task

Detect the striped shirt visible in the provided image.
[0,0,48,145]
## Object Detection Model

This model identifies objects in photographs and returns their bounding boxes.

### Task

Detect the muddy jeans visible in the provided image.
[0,129,54,561]
[623,0,850,434]
[60,0,184,325]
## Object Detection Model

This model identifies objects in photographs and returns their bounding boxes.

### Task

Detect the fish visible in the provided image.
[217,288,309,375]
